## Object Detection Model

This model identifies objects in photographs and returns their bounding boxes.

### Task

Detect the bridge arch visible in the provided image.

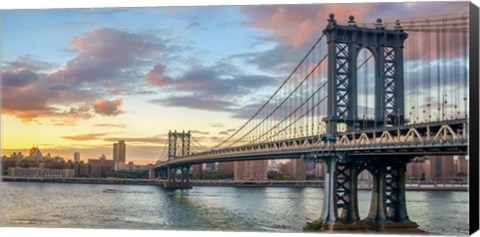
[356,47,376,129]
[323,14,408,134]
[356,168,374,220]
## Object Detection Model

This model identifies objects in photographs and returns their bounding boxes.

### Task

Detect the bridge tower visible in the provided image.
[164,130,192,189]
[319,14,421,232]
[168,130,191,160]
[323,14,408,134]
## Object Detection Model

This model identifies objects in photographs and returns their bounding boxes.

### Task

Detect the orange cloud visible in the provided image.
[93,98,123,116]
[62,133,108,141]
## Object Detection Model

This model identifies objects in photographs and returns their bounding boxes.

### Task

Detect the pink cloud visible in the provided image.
[145,64,173,87]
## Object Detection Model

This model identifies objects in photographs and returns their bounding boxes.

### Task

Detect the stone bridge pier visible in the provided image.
[320,154,424,232]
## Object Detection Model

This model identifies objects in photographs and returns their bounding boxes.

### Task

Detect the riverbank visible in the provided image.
[0,176,468,191]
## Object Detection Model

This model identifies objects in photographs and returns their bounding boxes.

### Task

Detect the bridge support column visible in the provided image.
[366,163,389,224]
[164,165,192,189]
[321,157,338,225]
[322,158,370,231]
[364,162,423,233]
[337,163,360,223]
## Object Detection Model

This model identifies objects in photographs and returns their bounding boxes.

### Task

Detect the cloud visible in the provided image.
[93,98,124,116]
[145,64,173,87]
[1,27,173,123]
[147,62,278,116]
[62,133,108,141]
[1,68,95,122]
[151,96,235,112]
[238,2,468,73]
[219,128,236,136]
[4,55,57,72]
[103,135,166,144]
[2,68,40,87]
[146,64,276,96]
[2,27,184,124]
[210,123,224,128]
[191,130,210,135]
[94,123,127,128]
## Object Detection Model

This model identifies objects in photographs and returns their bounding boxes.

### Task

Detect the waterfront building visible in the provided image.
[113,140,126,171]
[455,156,468,174]
[1,157,17,175]
[28,146,44,162]
[424,156,456,182]
[128,161,135,171]
[88,155,115,177]
[191,164,203,179]
[7,167,74,178]
[217,162,234,174]
[314,161,325,178]
[74,152,80,163]
[406,157,428,180]
[276,159,306,180]
[204,162,216,172]
[234,160,268,181]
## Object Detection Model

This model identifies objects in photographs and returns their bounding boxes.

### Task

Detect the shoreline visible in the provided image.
[0,176,468,191]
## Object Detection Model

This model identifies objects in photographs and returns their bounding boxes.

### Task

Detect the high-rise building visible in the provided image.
[113,140,126,171]
[74,152,80,163]
[234,160,268,181]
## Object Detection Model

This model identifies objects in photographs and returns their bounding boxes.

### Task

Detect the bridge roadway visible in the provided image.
[154,119,468,169]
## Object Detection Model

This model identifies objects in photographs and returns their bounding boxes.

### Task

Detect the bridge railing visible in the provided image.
[155,119,468,165]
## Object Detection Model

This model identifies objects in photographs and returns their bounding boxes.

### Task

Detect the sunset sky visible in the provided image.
[1,2,469,164]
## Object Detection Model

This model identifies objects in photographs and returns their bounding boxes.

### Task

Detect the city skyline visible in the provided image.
[1,2,469,165]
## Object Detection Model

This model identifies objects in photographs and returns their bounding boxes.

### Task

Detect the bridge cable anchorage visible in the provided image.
[210,33,327,150]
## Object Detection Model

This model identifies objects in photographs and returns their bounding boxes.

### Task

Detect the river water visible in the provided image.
[0,182,469,235]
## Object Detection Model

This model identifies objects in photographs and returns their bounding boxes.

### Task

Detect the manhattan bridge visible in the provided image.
[151,13,470,232]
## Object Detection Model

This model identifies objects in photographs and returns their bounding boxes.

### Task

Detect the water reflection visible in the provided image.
[0,182,469,235]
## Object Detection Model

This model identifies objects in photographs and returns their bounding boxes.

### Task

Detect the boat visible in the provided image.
[103,188,122,193]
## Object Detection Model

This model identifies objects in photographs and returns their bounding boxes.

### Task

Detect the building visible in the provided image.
[191,164,203,179]
[217,162,234,174]
[73,161,90,177]
[204,162,216,172]
[113,140,126,171]
[291,158,306,180]
[28,146,43,162]
[88,155,115,177]
[127,161,135,171]
[276,159,306,180]
[234,160,268,181]
[7,167,74,178]
[406,158,427,180]
[455,156,468,174]
[74,152,80,163]
[424,156,456,182]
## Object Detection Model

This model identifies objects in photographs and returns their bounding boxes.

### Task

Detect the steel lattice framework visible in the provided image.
[324,15,408,134]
